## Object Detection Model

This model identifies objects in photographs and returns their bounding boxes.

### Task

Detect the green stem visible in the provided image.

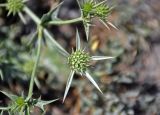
[23,6,41,24]
[24,6,69,57]
[47,17,83,25]
[27,26,42,99]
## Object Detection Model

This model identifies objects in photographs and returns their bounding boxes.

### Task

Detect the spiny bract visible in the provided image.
[6,0,24,15]
[68,50,91,72]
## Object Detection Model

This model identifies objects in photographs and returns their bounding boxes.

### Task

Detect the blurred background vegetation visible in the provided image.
[0,0,160,115]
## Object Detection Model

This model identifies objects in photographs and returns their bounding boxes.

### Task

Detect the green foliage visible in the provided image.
[0,0,115,114]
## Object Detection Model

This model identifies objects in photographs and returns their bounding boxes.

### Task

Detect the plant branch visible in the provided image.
[23,6,41,24]
[24,6,70,56]
[27,26,42,99]
[47,17,83,25]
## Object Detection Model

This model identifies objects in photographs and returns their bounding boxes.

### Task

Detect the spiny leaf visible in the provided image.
[41,2,63,25]
[0,69,3,80]
[63,71,75,102]
[91,56,114,61]
[0,91,18,101]
[84,71,103,94]
[35,98,59,111]
[18,12,27,24]
[76,29,81,50]
[84,23,90,41]
[0,3,7,7]
[0,107,10,110]
[43,29,69,57]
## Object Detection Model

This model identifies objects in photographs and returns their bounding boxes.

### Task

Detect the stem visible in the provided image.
[24,6,69,57]
[23,6,41,24]
[47,17,83,25]
[27,26,42,99]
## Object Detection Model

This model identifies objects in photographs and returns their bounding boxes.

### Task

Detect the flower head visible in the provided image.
[0,0,27,23]
[0,91,58,114]
[77,0,117,40]
[62,30,114,102]
[68,50,90,73]
[6,0,24,15]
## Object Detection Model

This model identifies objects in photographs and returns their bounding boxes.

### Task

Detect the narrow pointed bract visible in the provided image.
[107,21,118,30]
[0,91,17,101]
[0,4,7,7]
[51,2,64,18]
[0,70,3,80]
[94,0,108,7]
[85,71,103,94]
[84,23,90,41]
[76,29,81,50]
[99,19,110,30]
[35,98,59,111]
[63,71,75,102]
[43,29,70,57]
[18,12,27,24]
[91,56,114,61]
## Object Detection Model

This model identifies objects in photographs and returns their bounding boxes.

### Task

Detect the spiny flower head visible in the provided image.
[13,97,26,111]
[77,0,117,40]
[6,0,24,15]
[68,50,91,73]
[82,0,94,18]
[81,0,112,21]
[0,91,58,114]
[94,4,111,20]
[61,30,114,102]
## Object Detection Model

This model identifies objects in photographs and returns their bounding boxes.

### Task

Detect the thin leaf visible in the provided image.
[51,2,64,18]
[91,56,114,61]
[27,31,38,46]
[43,29,69,57]
[0,91,17,101]
[0,70,3,80]
[99,19,110,30]
[34,77,40,89]
[23,0,29,3]
[0,107,10,110]
[76,0,83,17]
[84,23,90,41]
[0,4,6,7]
[63,71,75,103]
[107,21,118,30]
[94,0,108,7]
[41,2,63,25]
[0,111,3,115]
[76,29,81,50]
[18,12,27,24]
[35,98,59,111]
[84,71,103,94]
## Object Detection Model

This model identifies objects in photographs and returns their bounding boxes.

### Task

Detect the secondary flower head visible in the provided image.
[6,0,24,15]
[0,91,58,114]
[62,30,114,102]
[77,0,117,40]
[0,0,27,23]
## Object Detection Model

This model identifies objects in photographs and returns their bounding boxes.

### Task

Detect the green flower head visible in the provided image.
[68,50,91,73]
[60,30,114,102]
[77,0,117,40]
[6,0,24,15]
[94,4,111,20]
[0,91,58,114]
[82,0,94,18]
